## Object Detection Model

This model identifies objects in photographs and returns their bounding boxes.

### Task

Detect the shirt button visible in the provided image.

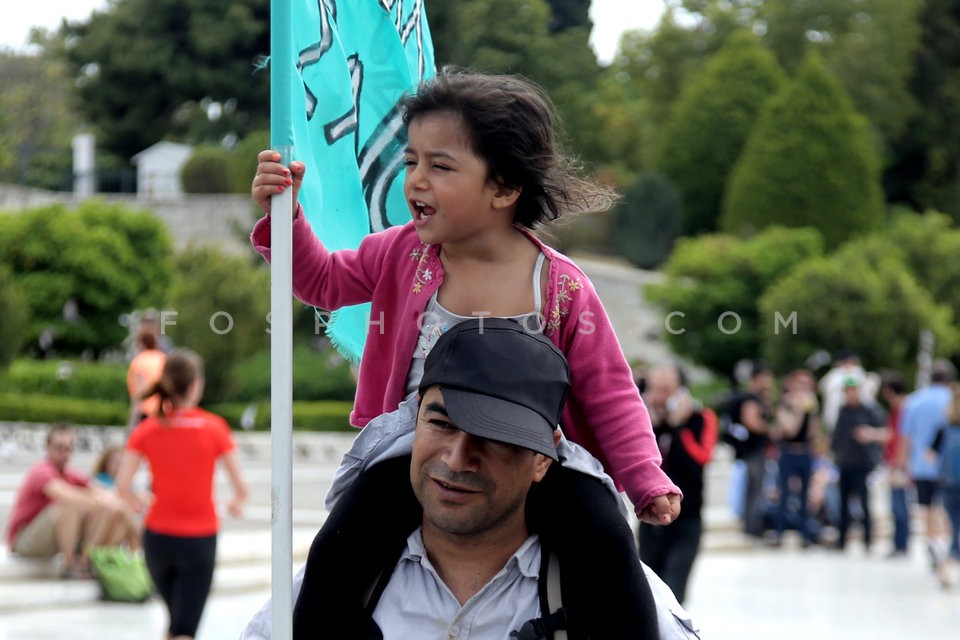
[448,625,460,638]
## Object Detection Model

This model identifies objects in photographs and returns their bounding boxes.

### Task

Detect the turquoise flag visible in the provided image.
[283,0,435,361]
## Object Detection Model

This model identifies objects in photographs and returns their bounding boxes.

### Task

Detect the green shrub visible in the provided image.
[227,130,270,193]
[646,226,824,378]
[168,246,271,403]
[207,401,354,431]
[879,211,960,332]
[0,393,127,426]
[760,237,958,375]
[0,266,28,369]
[610,171,682,269]
[4,359,128,401]
[228,344,356,402]
[181,146,233,193]
[0,201,173,356]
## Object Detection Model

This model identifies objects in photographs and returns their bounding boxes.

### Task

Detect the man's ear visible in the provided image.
[491,181,521,211]
[531,453,553,483]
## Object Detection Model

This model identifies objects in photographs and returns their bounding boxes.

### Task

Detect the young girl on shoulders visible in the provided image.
[251,68,679,636]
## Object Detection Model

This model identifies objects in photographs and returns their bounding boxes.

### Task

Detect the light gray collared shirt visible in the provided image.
[372,528,541,639]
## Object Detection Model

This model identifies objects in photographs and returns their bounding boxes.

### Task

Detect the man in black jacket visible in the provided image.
[831,375,888,551]
[640,363,718,604]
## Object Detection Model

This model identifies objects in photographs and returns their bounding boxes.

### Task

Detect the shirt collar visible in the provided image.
[401,527,541,580]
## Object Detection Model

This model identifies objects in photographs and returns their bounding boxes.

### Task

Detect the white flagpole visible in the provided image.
[269,147,294,638]
[270,0,296,633]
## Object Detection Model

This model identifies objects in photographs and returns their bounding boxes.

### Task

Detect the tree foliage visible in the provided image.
[655,31,785,235]
[722,54,884,248]
[613,11,719,136]
[760,235,958,375]
[0,201,173,356]
[876,210,960,331]
[427,0,603,166]
[168,246,270,403]
[645,226,824,379]
[884,0,960,220]
[0,51,80,189]
[546,0,591,33]
[610,171,682,269]
[56,0,270,159]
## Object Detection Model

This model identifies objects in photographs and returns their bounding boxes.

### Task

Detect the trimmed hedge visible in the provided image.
[0,393,128,427]
[0,393,354,432]
[209,401,355,432]
[4,359,129,402]
[228,345,357,403]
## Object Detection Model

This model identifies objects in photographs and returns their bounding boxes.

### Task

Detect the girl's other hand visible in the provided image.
[639,493,682,526]
[251,149,305,216]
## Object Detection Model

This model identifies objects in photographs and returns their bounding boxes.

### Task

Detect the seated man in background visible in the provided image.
[6,424,139,579]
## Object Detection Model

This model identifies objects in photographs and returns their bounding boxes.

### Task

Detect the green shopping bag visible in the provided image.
[88,546,154,603]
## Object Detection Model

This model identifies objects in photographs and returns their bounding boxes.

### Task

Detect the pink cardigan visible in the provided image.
[252,211,680,511]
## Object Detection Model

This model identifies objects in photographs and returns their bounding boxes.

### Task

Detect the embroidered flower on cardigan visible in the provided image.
[546,274,581,336]
[411,243,435,294]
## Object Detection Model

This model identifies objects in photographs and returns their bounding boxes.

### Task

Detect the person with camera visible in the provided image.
[639,363,718,604]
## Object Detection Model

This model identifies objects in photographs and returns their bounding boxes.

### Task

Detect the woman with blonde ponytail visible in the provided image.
[116,349,249,640]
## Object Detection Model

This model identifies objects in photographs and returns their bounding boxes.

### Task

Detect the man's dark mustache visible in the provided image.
[422,461,494,493]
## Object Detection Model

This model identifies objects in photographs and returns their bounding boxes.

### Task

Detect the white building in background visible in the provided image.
[131,141,193,200]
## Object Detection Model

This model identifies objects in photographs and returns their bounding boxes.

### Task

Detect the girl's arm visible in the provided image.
[221,451,249,519]
[552,270,681,521]
[251,207,403,312]
[250,150,401,310]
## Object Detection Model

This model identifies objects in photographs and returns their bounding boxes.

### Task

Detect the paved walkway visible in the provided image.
[3,542,958,639]
[3,426,959,639]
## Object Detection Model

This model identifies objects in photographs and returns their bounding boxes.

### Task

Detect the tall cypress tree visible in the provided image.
[721,53,885,248]
[655,31,785,235]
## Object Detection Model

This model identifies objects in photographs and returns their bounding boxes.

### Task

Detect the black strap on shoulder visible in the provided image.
[510,610,569,640]
[363,560,399,614]
[510,547,569,640]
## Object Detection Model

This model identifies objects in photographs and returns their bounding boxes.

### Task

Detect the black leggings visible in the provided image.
[293,456,658,638]
[143,529,217,638]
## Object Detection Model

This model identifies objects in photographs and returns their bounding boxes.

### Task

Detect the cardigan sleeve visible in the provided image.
[250,207,394,310]
[554,268,682,514]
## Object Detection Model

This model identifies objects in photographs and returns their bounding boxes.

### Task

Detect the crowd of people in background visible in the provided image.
[653,351,960,590]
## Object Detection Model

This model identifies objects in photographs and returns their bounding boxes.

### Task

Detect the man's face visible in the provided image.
[645,367,680,414]
[46,431,74,471]
[750,371,775,398]
[844,385,861,405]
[411,386,552,538]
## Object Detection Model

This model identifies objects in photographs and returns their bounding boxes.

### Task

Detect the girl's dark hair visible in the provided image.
[137,324,158,351]
[401,67,618,229]
[142,348,204,420]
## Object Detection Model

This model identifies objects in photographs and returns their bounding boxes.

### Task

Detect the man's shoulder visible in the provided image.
[21,460,75,490]
[24,459,55,480]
